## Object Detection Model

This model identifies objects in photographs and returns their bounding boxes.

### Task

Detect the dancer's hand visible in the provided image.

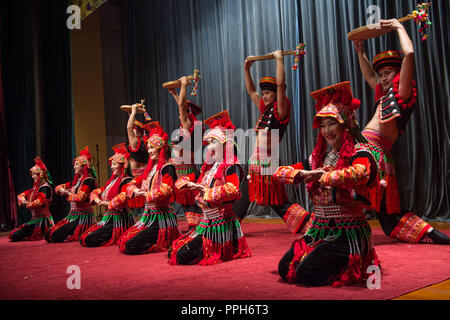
[185,182,204,192]
[130,103,140,113]
[59,189,70,196]
[194,184,206,193]
[293,169,308,184]
[303,169,326,183]
[98,200,109,207]
[134,190,146,197]
[244,57,255,70]
[353,40,365,54]
[380,18,403,31]
[272,49,283,60]
[179,76,190,86]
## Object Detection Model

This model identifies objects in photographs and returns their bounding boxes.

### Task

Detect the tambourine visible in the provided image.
[120,99,152,121]
[347,2,432,41]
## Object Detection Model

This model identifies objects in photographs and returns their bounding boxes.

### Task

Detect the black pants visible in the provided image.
[122,222,159,255]
[10,224,35,242]
[173,236,204,265]
[80,222,114,247]
[45,220,78,243]
[232,167,250,220]
[10,218,52,242]
[271,202,295,219]
[375,195,410,237]
[278,236,350,286]
[132,207,145,219]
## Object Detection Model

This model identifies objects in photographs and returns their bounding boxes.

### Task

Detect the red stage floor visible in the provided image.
[0,218,449,300]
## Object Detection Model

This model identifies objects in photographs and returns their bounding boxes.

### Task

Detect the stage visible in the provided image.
[1,218,449,301]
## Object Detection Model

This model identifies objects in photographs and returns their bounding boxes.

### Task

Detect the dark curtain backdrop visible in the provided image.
[1,0,37,225]
[1,0,74,225]
[38,0,74,222]
[122,0,449,221]
[2,0,447,224]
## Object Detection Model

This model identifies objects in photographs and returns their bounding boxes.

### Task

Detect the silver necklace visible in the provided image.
[323,148,339,167]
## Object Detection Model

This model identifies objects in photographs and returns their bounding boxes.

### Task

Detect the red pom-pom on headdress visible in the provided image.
[109,142,131,169]
[143,121,169,147]
[34,156,47,172]
[204,110,236,131]
[79,146,92,161]
[311,81,360,129]
[112,142,130,159]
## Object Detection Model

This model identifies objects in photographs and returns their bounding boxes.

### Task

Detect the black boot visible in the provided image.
[423,229,450,245]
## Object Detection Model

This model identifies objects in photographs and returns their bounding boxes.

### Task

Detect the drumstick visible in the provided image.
[162,75,196,90]
[120,104,145,113]
[246,50,297,62]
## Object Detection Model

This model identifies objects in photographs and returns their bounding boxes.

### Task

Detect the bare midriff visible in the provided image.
[364,103,399,143]
[129,158,147,171]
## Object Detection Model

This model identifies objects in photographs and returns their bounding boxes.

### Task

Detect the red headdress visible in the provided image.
[309,81,363,172]
[202,110,238,180]
[141,121,170,176]
[73,146,97,181]
[104,143,132,199]
[30,156,53,185]
[109,143,131,169]
[203,110,236,143]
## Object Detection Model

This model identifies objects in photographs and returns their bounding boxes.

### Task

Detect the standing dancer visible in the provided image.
[9,157,54,241]
[353,18,449,244]
[169,110,251,265]
[45,147,97,243]
[244,50,309,233]
[168,76,204,230]
[275,82,380,286]
[126,104,150,220]
[118,122,180,254]
[80,144,135,247]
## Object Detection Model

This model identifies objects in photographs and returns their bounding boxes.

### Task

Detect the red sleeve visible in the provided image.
[89,187,105,205]
[291,162,304,170]
[25,192,48,209]
[68,182,94,202]
[145,166,175,204]
[319,156,371,187]
[273,163,304,185]
[55,182,71,195]
[17,189,32,205]
[203,167,240,203]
